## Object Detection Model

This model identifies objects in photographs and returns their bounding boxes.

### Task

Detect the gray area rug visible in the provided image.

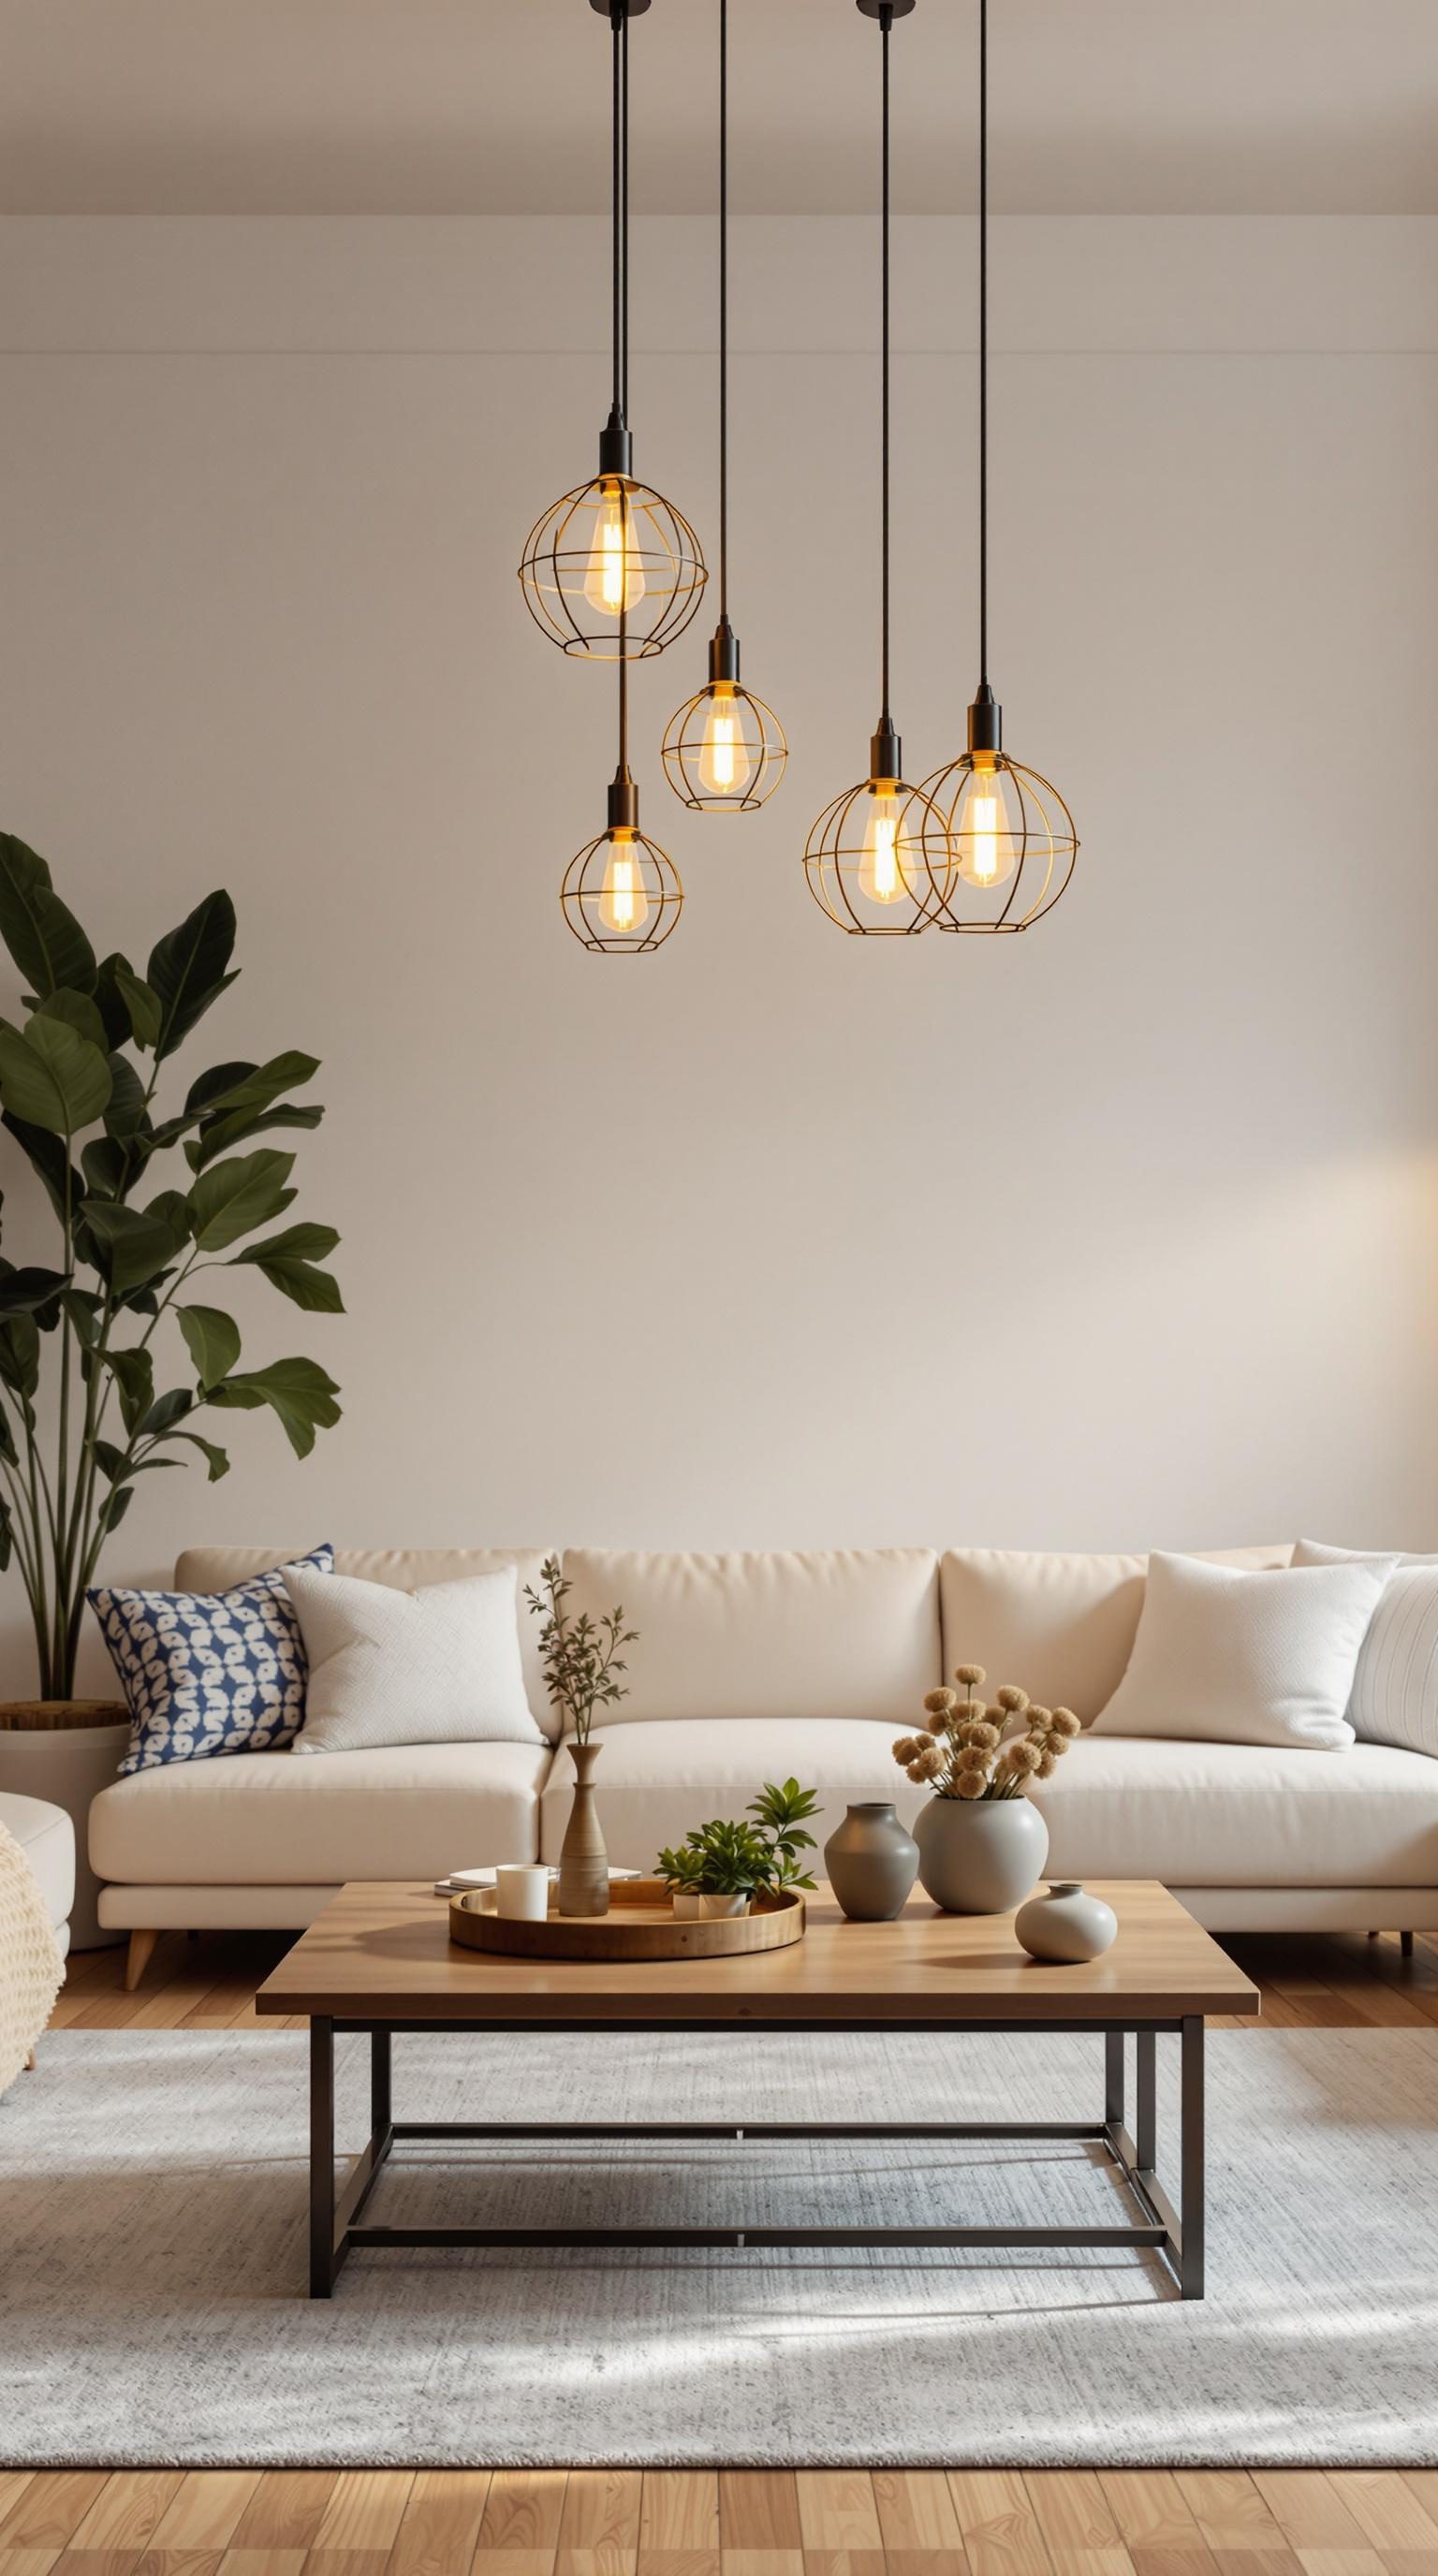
[2,2026,1435,2467]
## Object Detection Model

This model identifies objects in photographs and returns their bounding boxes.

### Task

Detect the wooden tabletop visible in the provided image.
[256,1880,1261,2025]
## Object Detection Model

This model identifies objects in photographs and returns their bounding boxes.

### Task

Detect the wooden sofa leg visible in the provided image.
[1401,1929,1415,1959]
[125,1929,160,1992]
[24,2047,36,2071]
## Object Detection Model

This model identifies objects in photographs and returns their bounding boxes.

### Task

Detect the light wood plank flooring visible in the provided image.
[20,1925,1438,2557]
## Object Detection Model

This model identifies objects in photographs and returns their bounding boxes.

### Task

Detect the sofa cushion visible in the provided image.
[90,1739,550,1883]
[557,1551,940,1729]
[539,1716,929,1865]
[176,1545,559,1738]
[286,1566,545,1754]
[939,1544,1293,1725]
[1033,1734,1438,1887]
[0,1790,75,1931]
[95,1544,334,1774]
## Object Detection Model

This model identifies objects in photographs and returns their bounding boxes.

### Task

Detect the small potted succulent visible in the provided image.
[893,1664,1081,1914]
[656,1778,819,1918]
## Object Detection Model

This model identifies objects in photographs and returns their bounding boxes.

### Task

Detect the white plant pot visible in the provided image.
[671,1891,704,1920]
[699,1892,751,1919]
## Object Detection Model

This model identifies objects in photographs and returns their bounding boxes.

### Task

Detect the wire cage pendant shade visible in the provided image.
[804,0,941,934]
[561,802,683,951]
[916,0,1078,932]
[518,0,706,663]
[662,0,786,810]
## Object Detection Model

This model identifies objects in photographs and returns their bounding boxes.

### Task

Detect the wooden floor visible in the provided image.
[15,1925,1438,2571]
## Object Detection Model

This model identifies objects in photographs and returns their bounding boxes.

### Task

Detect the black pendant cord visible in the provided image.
[879,1,892,734]
[718,0,728,622]
[977,0,988,690]
[609,6,622,423]
[621,5,630,418]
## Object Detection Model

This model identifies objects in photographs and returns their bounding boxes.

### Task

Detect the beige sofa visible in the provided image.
[90,1542,1438,1982]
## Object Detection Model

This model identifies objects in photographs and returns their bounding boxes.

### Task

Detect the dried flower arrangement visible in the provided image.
[893,1663,1080,1802]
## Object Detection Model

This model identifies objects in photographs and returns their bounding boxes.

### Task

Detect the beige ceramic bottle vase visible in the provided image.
[556,1737,609,1917]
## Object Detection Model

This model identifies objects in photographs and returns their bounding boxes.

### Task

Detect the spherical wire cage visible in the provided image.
[560,826,683,955]
[661,681,787,812]
[803,771,955,936]
[519,476,707,661]
[909,751,1078,933]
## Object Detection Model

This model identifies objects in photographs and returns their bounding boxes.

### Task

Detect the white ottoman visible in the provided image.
[0,1792,75,1963]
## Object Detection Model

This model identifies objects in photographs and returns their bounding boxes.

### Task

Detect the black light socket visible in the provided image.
[598,409,634,480]
[607,770,639,833]
[707,616,741,687]
[869,715,902,782]
[967,681,1003,756]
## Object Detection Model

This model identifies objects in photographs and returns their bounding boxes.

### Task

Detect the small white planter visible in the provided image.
[671,1891,704,1920]
[699,1892,751,1919]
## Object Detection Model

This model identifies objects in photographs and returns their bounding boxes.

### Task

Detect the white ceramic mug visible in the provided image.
[495,1865,550,1922]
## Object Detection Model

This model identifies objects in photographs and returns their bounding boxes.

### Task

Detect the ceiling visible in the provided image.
[2,1,1436,218]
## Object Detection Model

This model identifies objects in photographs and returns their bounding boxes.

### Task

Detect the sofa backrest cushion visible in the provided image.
[558,1549,940,1727]
[939,1544,1294,1725]
[175,1546,559,1737]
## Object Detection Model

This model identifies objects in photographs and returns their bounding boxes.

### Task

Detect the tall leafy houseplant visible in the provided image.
[0,833,343,1700]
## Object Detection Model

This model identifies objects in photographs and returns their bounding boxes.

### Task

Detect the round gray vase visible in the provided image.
[913,1793,1049,1914]
[1015,1881,1118,1964]
[824,1802,919,1921]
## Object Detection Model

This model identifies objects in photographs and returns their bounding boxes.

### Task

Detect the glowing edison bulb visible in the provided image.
[598,829,650,936]
[697,685,752,798]
[858,783,908,905]
[583,481,646,617]
[955,755,1014,888]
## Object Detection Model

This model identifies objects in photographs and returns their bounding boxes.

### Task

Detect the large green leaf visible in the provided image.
[186,1101,323,1172]
[0,1017,112,1136]
[184,1061,254,1117]
[203,1052,319,1119]
[234,1222,339,1265]
[233,1220,342,1313]
[36,989,109,1050]
[102,1052,150,1143]
[209,1355,341,1457]
[81,1136,128,1199]
[0,1314,40,1400]
[104,1345,154,1436]
[0,835,97,998]
[140,1387,192,1436]
[0,1116,84,1227]
[188,1149,296,1251]
[0,1262,67,1319]
[146,890,237,1061]
[109,960,162,1052]
[168,1430,230,1483]
[80,1198,184,1296]
[177,1303,241,1390]
[144,1188,193,1244]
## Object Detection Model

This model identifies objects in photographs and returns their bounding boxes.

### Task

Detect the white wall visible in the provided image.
[0,214,1434,1692]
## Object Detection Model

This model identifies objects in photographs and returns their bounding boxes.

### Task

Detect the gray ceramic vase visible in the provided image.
[1015,1881,1118,1964]
[913,1793,1049,1914]
[824,1801,919,1921]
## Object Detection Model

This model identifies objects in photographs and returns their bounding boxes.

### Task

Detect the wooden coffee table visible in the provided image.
[257,1878,1259,2300]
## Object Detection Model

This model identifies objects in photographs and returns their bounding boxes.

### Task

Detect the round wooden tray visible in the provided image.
[448,1878,805,1962]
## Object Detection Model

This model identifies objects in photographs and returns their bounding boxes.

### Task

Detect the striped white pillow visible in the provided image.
[1293,1540,1438,1755]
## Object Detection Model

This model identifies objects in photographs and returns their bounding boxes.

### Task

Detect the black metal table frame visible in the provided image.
[306,2012,1205,2300]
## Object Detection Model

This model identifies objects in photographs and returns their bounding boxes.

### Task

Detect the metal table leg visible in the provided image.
[309,2015,335,2299]
[1181,2012,1205,2299]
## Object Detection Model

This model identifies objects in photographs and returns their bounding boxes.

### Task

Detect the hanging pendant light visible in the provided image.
[519,0,707,661]
[911,0,1078,930]
[662,0,785,812]
[561,635,682,953]
[804,0,948,935]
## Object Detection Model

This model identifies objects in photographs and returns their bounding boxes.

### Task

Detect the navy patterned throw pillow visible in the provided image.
[90,1545,334,1775]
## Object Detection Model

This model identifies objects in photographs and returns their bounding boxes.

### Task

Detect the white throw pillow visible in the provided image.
[286,1566,544,1754]
[1293,1540,1438,1755]
[1090,1549,1397,1751]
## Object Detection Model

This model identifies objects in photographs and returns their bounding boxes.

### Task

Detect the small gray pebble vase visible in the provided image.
[1014,1880,1118,1965]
